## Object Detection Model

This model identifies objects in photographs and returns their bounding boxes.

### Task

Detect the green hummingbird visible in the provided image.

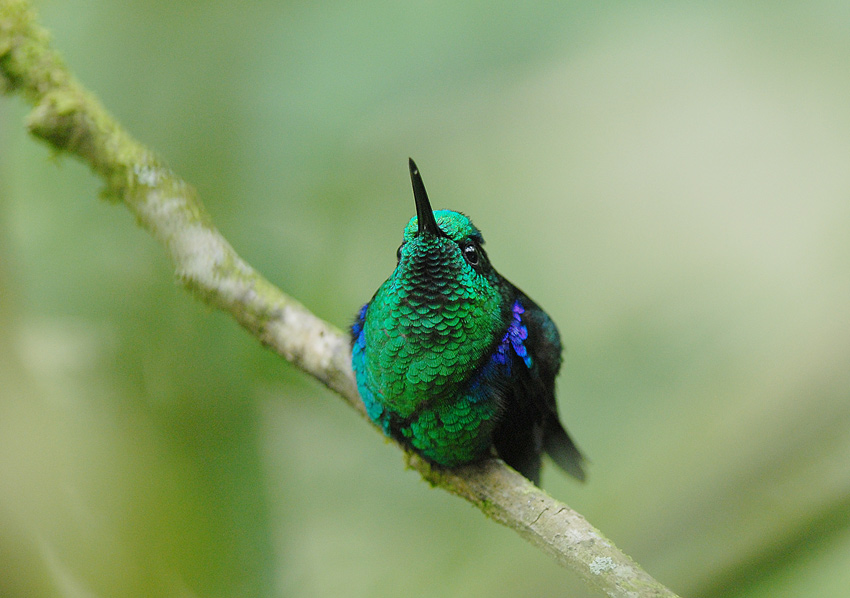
[351,159,585,484]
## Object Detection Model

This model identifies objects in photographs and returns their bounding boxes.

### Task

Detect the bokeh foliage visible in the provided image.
[2,1,850,597]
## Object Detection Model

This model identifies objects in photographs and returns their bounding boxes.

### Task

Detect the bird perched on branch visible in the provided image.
[351,159,585,485]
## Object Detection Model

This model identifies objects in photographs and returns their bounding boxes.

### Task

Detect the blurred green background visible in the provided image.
[2,1,850,597]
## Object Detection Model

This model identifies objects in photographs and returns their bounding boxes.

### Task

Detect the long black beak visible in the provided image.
[409,158,444,237]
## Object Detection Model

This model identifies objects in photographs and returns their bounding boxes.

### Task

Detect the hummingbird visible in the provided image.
[350,159,585,485]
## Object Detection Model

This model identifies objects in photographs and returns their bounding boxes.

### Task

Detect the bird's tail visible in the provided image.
[544,420,587,482]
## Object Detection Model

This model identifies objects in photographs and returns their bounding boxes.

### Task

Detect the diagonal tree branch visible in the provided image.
[0,2,680,596]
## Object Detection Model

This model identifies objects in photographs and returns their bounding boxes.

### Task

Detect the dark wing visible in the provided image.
[492,285,586,484]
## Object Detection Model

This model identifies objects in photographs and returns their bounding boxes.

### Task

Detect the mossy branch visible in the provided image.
[0,2,680,596]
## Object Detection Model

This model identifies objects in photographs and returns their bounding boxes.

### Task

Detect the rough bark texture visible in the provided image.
[0,2,681,596]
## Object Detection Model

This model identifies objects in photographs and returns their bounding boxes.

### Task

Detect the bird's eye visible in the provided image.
[462,243,479,266]
[396,244,403,262]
